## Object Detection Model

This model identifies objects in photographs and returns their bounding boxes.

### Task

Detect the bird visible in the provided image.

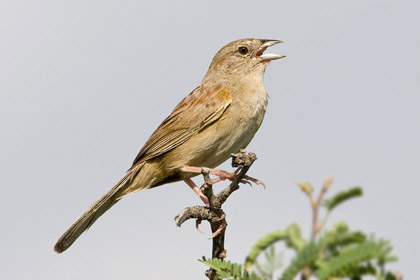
[54,38,285,253]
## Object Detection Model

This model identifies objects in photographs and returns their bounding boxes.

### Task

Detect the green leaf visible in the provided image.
[279,242,321,280]
[285,223,306,251]
[254,245,284,279]
[244,224,305,271]
[317,240,393,280]
[324,187,363,211]
[201,257,263,280]
[321,222,366,256]
[384,271,401,280]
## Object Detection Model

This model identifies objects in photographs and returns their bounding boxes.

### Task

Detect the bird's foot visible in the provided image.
[180,166,265,188]
[191,209,227,238]
[210,211,227,239]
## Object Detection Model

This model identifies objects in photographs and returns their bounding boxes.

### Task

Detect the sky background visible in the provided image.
[1,0,419,279]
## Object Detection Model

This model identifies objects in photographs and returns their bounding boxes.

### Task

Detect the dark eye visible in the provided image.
[238,46,249,55]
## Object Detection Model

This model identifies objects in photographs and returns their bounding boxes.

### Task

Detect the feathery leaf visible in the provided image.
[245,224,304,271]
[324,187,363,211]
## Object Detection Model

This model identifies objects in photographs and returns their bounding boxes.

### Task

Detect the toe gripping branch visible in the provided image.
[174,150,258,263]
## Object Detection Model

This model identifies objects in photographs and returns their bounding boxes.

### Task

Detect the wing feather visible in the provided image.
[129,86,232,169]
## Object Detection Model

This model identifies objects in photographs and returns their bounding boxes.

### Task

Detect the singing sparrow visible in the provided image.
[54,38,285,253]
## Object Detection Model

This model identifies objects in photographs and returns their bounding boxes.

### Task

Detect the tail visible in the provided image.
[54,164,143,253]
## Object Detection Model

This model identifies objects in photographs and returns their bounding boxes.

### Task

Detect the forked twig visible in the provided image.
[174,150,259,280]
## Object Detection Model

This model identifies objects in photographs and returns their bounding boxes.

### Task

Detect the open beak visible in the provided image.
[255,40,286,61]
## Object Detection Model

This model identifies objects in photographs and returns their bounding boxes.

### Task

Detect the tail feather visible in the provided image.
[54,164,143,253]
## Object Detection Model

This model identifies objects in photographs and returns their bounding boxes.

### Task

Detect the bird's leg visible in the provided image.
[183,177,210,207]
[180,166,241,181]
[183,170,228,237]
[180,166,265,188]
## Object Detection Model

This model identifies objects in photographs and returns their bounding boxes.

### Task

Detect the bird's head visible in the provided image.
[206,38,285,78]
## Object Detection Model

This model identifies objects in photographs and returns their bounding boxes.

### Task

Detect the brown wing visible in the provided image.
[129,85,232,170]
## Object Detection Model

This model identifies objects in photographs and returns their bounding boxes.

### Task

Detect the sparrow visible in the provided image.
[54,38,285,253]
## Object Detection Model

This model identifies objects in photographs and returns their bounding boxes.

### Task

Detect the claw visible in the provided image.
[216,212,226,222]
[209,218,227,239]
[181,165,266,194]
[240,179,252,186]
[196,219,205,234]
[243,175,266,189]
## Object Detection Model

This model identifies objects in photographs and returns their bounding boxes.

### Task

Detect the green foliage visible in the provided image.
[244,224,305,270]
[279,242,320,280]
[254,245,284,279]
[201,181,400,280]
[202,257,263,280]
[320,221,367,256]
[324,187,363,211]
[317,239,396,279]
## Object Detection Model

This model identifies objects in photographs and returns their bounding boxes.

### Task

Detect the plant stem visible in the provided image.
[302,177,333,279]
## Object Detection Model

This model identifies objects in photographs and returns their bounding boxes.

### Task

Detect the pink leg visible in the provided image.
[180,166,265,188]
[183,177,210,207]
[180,166,235,180]
[210,211,227,239]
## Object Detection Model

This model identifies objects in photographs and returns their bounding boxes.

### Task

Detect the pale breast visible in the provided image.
[163,80,268,170]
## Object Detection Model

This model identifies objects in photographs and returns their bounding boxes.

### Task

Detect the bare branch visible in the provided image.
[174,150,259,280]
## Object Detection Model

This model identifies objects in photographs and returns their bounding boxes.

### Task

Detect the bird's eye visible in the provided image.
[238,46,249,55]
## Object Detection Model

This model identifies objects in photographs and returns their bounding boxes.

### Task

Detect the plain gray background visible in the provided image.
[1,0,419,279]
